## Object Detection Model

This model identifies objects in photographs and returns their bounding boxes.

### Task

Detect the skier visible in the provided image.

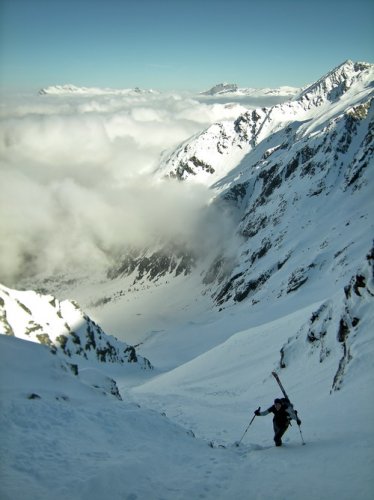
[254,398,301,446]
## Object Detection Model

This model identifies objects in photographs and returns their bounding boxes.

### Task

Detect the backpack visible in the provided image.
[279,398,297,421]
[280,397,291,409]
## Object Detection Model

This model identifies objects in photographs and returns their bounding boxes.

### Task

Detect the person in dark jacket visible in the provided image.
[255,398,301,446]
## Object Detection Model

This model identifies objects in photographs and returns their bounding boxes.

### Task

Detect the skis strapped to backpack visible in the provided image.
[272,371,289,400]
[272,372,292,410]
[271,371,306,445]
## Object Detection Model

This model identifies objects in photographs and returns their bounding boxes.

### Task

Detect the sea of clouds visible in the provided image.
[1,88,256,286]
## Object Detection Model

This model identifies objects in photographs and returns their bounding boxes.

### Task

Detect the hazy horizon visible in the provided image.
[1,0,373,93]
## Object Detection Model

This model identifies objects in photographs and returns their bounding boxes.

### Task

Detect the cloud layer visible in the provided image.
[0,90,247,285]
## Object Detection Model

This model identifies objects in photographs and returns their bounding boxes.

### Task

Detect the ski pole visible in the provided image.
[297,423,306,445]
[235,407,259,446]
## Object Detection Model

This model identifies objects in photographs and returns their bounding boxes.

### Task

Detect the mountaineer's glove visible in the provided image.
[254,407,261,416]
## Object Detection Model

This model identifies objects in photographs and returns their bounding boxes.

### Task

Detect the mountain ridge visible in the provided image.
[297,59,373,106]
[39,84,157,96]
[158,60,374,185]
[0,283,152,369]
[200,82,300,97]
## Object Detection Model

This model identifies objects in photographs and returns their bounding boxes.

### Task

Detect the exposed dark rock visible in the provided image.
[353,275,366,296]
[16,300,32,315]
[337,318,350,343]
[223,182,248,205]
[241,214,268,238]
[287,268,308,293]
[124,346,138,363]
[107,246,195,283]
[249,239,272,265]
[214,271,244,305]
[234,271,270,302]
[284,157,299,179]
[28,393,41,400]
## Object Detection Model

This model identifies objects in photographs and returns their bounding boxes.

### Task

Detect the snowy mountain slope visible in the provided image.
[297,60,373,107]
[132,253,374,420]
[18,61,373,316]
[158,61,373,184]
[1,60,374,500]
[0,335,123,403]
[0,335,234,500]
[155,107,271,183]
[0,284,151,369]
[94,60,373,320]
[128,256,374,499]
[1,259,374,500]
[204,97,373,308]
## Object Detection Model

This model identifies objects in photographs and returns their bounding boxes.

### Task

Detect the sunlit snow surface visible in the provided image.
[1,285,373,500]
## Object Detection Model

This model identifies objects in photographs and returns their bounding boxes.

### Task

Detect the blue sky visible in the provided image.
[1,0,373,92]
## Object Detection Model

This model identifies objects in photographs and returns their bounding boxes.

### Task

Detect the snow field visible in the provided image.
[2,289,373,500]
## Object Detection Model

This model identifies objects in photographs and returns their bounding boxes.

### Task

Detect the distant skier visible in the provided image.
[254,398,301,446]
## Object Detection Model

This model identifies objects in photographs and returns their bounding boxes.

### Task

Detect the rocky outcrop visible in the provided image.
[278,248,374,391]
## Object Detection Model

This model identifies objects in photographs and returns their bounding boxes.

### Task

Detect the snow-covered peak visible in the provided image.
[156,60,373,186]
[296,60,374,106]
[39,84,157,96]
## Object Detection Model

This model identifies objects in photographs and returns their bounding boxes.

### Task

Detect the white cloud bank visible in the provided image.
[0,90,247,285]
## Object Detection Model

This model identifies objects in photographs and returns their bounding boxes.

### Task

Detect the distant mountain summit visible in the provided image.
[201,83,239,95]
[201,82,300,98]
[39,84,157,96]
